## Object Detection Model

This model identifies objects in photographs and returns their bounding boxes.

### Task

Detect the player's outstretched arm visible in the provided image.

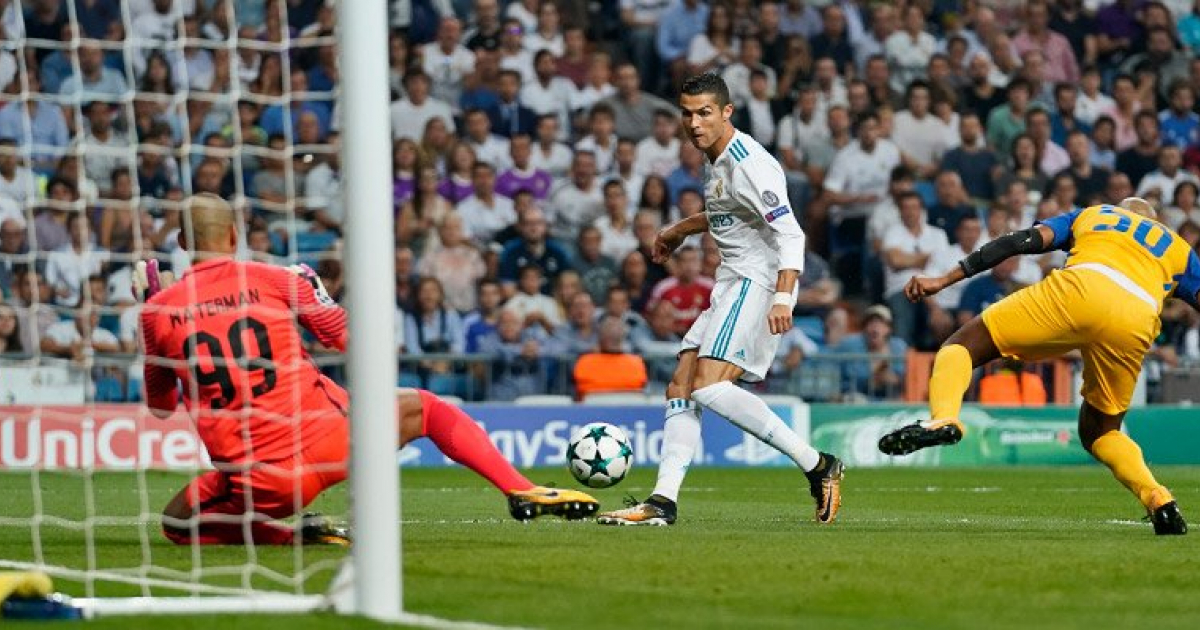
[651,213,709,264]
[905,225,1056,303]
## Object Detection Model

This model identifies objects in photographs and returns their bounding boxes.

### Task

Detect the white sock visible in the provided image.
[691,381,820,472]
[650,398,702,503]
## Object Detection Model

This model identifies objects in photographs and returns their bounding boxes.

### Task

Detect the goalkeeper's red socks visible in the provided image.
[418,390,535,494]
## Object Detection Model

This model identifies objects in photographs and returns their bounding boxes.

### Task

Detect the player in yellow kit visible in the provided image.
[878,198,1200,535]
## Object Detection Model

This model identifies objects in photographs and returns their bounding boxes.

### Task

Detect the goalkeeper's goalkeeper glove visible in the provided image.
[287,263,336,306]
[132,260,176,302]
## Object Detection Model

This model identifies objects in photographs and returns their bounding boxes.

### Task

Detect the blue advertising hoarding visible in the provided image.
[397,398,810,468]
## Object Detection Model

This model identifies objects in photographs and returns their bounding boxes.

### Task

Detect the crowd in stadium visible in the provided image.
[1,0,1200,402]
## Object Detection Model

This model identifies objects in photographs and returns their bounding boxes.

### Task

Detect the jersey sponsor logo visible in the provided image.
[761,190,779,207]
[728,139,749,162]
[765,206,792,223]
[709,213,735,228]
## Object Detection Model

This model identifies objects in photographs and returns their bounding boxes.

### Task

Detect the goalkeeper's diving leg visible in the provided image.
[399,388,599,521]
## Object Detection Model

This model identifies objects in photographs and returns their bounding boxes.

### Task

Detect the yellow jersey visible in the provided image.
[1039,204,1200,313]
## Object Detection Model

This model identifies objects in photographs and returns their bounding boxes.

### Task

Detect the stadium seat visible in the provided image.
[914,180,937,208]
[513,395,573,406]
[398,373,422,389]
[793,315,824,345]
[791,365,842,402]
[294,231,338,254]
[582,392,655,405]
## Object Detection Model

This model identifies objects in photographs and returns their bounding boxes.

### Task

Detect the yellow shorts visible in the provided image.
[980,268,1160,415]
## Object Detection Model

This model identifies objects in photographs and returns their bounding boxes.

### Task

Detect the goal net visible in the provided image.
[0,0,398,619]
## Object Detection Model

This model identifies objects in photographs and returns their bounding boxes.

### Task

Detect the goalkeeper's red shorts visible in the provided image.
[181,419,350,520]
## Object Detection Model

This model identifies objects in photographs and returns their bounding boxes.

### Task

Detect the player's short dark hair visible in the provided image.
[533,49,555,65]
[1053,82,1076,98]
[518,264,543,278]
[680,72,731,108]
[1112,73,1135,88]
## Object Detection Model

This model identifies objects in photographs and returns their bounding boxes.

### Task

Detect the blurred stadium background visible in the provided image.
[2,0,1200,408]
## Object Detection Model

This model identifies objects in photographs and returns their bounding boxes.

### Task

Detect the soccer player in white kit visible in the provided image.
[598,73,845,526]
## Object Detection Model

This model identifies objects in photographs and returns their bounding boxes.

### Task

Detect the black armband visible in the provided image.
[959,227,1045,278]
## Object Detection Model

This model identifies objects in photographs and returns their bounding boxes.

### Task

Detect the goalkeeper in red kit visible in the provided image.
[138,194,598,546]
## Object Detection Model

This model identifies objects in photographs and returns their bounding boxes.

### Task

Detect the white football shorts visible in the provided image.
[681,276,781,382]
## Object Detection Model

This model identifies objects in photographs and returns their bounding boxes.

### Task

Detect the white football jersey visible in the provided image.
[704,130,807,289]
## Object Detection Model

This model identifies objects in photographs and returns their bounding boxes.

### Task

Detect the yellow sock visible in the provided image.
[927,344,972,431]
[1090,431,1171,510]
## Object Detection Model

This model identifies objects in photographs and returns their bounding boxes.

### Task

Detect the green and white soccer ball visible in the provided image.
[567,422,633,488]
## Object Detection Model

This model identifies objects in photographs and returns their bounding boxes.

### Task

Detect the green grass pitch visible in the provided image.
[2,466,1198,629]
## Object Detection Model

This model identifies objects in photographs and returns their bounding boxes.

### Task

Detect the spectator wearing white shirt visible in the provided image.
[609,139,644,216]
[505,264,564,331]
[422,17,476,114]
[721,38,776,107]
[855,4,898,73]
[575,103,619,175]
[520,50,576,141]
[505,0,540,31]
[548,150,604,242]
[498,19,535,84]
[881,192,949,347]
[569,52,617,118]
[824,112,902,277]
[58,40,129,103]
[522,1,564,57]
[884,5,937,93]
[891,81,954,180]
[463,108,512,171]
[735,70,778,149]
[921,215,984,345]
[528,114,573,179]
[812,57,849,119]
[45,213,108,309]
[304,133,345,233]
[458,161,517,248]
[1075,66,1115,126]
[1136,145,1200,203]
[75,102,129,196]
[0,139,36,206]
[634,109,681,179]
[390,70,456,141]
[593,180,639,263]
[41,296,119,361]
